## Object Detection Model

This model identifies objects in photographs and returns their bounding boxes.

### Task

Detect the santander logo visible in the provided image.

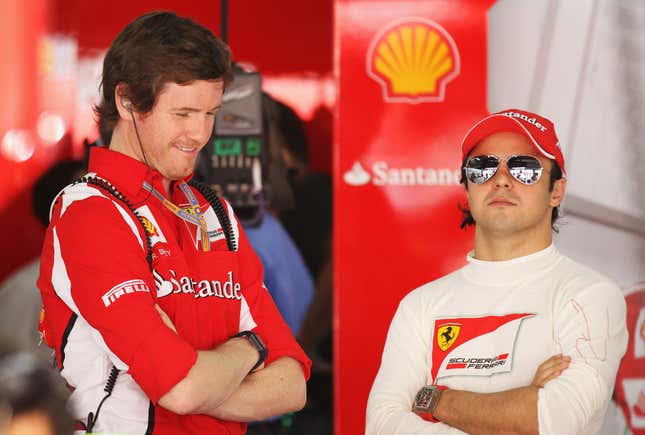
[343,162,371,186]
[156,269,243,301]
[343,160,461,187]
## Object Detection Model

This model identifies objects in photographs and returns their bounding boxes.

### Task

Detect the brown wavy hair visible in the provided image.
[95,11,233,143]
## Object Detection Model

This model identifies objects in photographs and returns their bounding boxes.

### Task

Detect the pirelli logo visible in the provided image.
[102,279,150,307]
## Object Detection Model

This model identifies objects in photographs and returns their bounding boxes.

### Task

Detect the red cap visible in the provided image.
[460,109,566,176]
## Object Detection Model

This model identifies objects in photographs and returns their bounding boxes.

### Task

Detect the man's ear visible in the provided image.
[115,84,133,121]
[550,178,566,207]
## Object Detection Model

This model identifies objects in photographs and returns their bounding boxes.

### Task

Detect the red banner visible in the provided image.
[334,1,494,433]
[615,283,645,434]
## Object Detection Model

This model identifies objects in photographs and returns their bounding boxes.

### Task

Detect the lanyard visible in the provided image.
[142,180,211,252]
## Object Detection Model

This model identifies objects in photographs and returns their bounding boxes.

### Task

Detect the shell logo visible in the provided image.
[366,18,460,104]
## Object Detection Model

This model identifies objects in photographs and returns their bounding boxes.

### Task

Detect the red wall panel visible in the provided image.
[334,1,493,433]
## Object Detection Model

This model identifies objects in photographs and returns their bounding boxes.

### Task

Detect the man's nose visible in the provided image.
[492,160,513,188]
[187,115,214,144]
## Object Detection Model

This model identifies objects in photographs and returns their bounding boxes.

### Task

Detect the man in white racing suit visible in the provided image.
[366,109,628,435]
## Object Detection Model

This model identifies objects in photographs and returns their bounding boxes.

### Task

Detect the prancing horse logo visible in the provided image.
[437,324,461,351]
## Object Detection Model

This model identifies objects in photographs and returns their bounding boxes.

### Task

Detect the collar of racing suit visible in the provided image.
[87,147,193,203]
[462,244,559,287]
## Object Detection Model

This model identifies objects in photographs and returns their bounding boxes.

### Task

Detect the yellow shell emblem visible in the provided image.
[367,18,460,103]
[437,324,460,351]
[140,217,158,237]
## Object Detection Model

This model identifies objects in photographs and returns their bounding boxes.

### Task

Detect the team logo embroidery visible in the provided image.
[437,324,460,351]
[431,313,534,382]
[366,17,461,104]
[140,216,158,237]
[135,205,167,247]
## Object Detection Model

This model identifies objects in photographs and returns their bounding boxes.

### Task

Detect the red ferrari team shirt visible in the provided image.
[38,147,311,435]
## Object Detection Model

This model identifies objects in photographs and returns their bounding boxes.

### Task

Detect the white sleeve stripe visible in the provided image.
[89,324,128,370]
[53,186,140,371]
[52,227,80,314]
[60,185,106,217]
[238,295,257,332]
[52,229,129,370]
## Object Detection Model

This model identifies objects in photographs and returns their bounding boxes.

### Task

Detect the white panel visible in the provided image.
[487,0,550,112]
[537,0,596,151]
[555,214,645,288]
[563,0,645,220]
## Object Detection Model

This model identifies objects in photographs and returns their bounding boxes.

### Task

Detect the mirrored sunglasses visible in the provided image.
[464,155,543,185]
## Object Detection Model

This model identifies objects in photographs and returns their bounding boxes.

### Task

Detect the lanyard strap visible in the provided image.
[142,180,211,252]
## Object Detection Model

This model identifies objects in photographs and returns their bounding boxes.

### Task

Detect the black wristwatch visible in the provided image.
[233,330,267,372]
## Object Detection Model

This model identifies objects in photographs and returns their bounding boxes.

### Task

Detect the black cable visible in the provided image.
[128,110,155,206]
[189,179,237,251]
[86,366,119,433]
[130,111,150,167]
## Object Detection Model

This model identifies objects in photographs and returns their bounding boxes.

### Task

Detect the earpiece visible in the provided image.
[122,99,133,111]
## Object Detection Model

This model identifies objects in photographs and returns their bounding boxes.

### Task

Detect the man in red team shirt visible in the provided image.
[38,11,310,434]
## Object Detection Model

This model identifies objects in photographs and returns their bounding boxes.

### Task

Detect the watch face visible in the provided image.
[414,386,434,412]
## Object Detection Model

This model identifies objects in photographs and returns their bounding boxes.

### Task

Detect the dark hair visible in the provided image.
[273,99,309,165]
[459,158,564,232]
[33,160,87,227]
[95,11,233,141]
[260,93,297,212]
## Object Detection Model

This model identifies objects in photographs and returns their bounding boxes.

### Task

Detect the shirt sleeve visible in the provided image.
[47,195,197,403]
[537,280,628,434]
[366,295,464,434]
[235,215,312,380]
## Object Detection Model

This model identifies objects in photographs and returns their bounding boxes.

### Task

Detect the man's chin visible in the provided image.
[163,168,195,182]
[478,217,518,235]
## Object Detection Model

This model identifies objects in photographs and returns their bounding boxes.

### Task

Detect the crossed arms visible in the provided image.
[366,284,627,435]
[156,304,307,421]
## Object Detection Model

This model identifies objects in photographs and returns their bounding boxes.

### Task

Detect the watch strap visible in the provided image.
[233,330,267,372]
[417,411,440,423]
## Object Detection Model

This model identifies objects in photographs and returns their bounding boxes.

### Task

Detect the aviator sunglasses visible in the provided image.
[464,155,543,185]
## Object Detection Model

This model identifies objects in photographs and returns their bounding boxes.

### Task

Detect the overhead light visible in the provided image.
[1,129,35,162]
[37,112,66,144]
